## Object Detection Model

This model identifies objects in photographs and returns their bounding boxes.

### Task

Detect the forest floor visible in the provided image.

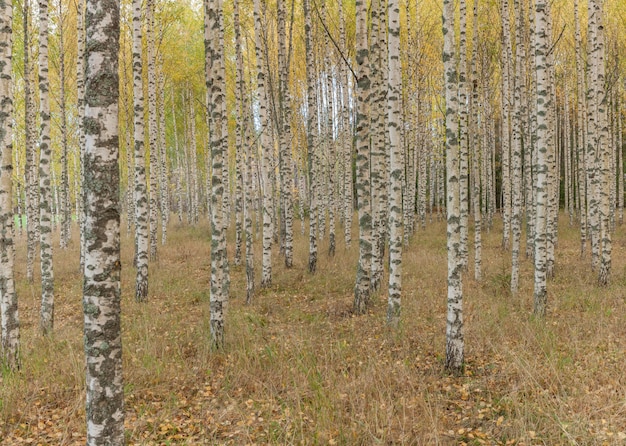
[2,214,626,445]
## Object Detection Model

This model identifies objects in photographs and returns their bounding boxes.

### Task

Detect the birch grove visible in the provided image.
[1,0,626,435]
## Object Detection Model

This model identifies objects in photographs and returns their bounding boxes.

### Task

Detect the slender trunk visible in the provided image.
[38,0,55,335]
[0,0,20,370]
[533,0,550,317]
[158,69,168,245]
[77,0,86,271]
[458,0,469,270]
[471,0,481,281]
[444,0,463,372]
[277,0,294,267]
[24,0,37,283]
[386,0,402,326]
[58,0,70,249]
[147,0,158,262]
[304,0,318,274]
[510,0,524,293]
[353,0,373,314]
[132,0,149,301]
[254,0,273,287]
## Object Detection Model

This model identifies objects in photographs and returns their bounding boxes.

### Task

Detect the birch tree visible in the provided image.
[82,0,124,441]
[443,0,463,372]
[304,0,318,274]
[133,0,149,301]
[533,0,550,317]
[353,0,373,314]
[147,0,158,262]
[386,0,402,326]
[0,0,19,370]
[24,0,37,283]
[38,0,55,334]
[254,0,273,287]
[205,0,229,348]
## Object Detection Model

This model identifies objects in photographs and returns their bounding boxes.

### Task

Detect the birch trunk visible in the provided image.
[0,0,20,370]
[57,0,70,249]
[386,0,402,326]
[146,0,158,262]
[24,0,37,283]
[533,0,550,317]
[254,0,273,287]
[444,0,463,372]
[132,0,149,301]
[82,0,124,441]
[304,0,318,274]
[38,0,55,335]
[277,0,294,267]
[77,0,86,271]
[353,0,373,314]
[205,0,229,348]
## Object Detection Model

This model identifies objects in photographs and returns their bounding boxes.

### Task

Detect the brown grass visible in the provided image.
[2,214,626,445]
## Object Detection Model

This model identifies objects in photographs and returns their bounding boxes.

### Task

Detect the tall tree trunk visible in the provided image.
[501,0,513,249]
[146,0,158,262]
[233,0,244,269]
[353,0,373,314]
[254,0,273,287]
[82,0,124,440]
[458,0,469,270]
[589,0,611,285]
[471,0,482,282]
[234,0,254,303]
[303,0,318,274]
[574,0,587,256]
[77,0,86,271]
[370,0,385,292]
[0,0,20,370]
[277,0,294,267]
[24,0,37,284]
[205,0,229,349]
[57,0,70,249]
[386,0,402,326]
[132,0,149,301]
[38,0,55,335]
[443,0,463,372]
[338,0,352,247]
[533,0,550,317]
[510,0,524,294]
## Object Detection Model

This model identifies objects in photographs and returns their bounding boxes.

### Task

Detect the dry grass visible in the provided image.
[2,214,626,444]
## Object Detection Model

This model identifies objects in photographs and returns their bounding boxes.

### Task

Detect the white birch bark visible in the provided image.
[277,0,294,267]
[24,0,37,283]
[353,0,373,314]
[510,0,524,294]
[254,0,273,287]
[82,0,124,441]
[146,0,158,262]
[0,0,19,370]
[444,0,463,372]
[304,0,318,274]
[57,0,70,249]
[38,0,55,334]
[386,0,402,326]
[533,0,550,317]
[77,0,86,271]
[132,0,149,301]
[591,0,611,285]
[470,0,481,281]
